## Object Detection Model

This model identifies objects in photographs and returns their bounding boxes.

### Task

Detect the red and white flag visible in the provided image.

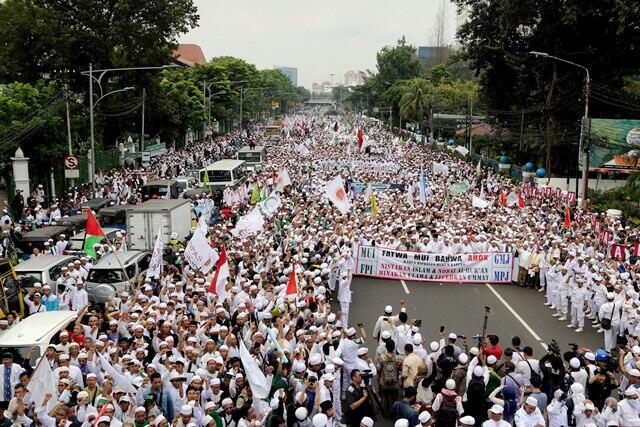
[286,263,298,299]
[209,246,230,301]
[325,176,350,215]
[517,192,525,209]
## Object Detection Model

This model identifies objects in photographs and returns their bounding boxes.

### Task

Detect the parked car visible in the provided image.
[17,226,69,254]
[0,311,77,366]
[80,198,112,213]
[85,251,151,303]
[66,227,121,256]
[98,205,127,230]
[14,255,79,291]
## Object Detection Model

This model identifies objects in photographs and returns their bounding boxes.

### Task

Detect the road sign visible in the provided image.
[64,155,80,178]
[64,155,79,170]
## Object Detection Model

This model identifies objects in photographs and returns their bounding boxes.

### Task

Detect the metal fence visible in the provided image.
[52,149,120,197]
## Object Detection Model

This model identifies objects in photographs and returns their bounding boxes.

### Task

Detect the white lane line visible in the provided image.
[485,283,547,351]
[401,280,410,294]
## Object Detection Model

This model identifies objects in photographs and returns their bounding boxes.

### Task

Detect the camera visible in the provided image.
[361,369,374,386]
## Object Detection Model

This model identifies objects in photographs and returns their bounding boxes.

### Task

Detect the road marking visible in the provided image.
[400,280,410,294]
[485,284,547,351]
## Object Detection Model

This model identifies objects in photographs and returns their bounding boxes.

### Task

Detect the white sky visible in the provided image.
[179,0,457,88]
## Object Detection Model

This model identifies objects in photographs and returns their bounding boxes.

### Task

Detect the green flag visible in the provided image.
[83,211,106,259]
[250,182,260,204]
[202,169,209,188]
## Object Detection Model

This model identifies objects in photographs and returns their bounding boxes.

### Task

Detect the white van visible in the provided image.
[0,311,77,366]
[199,159,247,190]
[14,255,79,291]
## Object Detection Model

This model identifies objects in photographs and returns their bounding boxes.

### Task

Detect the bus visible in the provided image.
[237,146,266,171]
[199,159,248,190]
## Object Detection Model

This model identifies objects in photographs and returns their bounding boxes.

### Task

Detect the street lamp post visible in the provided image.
[530,51,590,203]
[238,87,269,130]
[202,80,247,133]
[82,64,178,197]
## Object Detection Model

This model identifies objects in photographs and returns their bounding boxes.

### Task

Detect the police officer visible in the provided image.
[344,369,375,427]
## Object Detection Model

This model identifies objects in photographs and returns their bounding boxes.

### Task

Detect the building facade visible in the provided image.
[275,66,298,86]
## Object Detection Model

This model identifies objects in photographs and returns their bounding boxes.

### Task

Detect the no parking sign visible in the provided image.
[64,155,80,178]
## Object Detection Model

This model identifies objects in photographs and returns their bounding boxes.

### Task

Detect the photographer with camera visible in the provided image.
[345,369,375,427]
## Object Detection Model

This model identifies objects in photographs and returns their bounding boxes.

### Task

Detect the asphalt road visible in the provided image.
[350,277,604,362]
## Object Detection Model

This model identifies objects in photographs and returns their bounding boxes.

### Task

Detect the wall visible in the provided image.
[536,177,628,192]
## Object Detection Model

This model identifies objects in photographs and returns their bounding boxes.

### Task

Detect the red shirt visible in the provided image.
[69,332,85,347]
[482,343,503,359]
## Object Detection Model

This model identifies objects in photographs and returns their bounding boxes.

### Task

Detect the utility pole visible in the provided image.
[203,81,207,139]
[519,109,525,150]
[579,72,590,204]
[530,51,590,204]
[140,88,146,152]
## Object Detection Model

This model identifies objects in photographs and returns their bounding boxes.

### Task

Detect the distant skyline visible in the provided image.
[179,0,457,88]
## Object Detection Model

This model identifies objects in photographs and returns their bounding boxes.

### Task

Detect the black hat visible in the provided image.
[1,351,13,359]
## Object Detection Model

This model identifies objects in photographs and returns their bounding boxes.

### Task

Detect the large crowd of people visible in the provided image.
[0,109,639,427]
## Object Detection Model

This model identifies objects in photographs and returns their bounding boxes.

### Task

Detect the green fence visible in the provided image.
[51,149,120,197]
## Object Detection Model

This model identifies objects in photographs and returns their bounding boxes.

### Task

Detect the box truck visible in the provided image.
[126,199,192,250]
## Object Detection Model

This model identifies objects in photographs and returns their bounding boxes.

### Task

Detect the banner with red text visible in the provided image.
[355,245,514,283]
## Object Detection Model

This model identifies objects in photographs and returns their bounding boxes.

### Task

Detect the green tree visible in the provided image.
[0,81,68,179]
[399,78,433,124]
[0,0,199,85]
[376,41,422,87]
[454,0,640,171]
[153,68,205,145]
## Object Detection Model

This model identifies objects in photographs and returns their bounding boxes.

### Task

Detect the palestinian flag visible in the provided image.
[83,211,106,259]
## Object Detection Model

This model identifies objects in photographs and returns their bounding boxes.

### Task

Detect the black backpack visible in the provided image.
[435,393,458,427]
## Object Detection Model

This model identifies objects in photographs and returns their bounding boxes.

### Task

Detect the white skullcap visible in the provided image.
[312,413,328,427]
[295,407,308,420]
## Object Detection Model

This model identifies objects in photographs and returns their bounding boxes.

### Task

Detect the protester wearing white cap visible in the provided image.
[373,301,406,345]
[432,379,464,423]
[482,404,509,426]
[573,401,605,426]
[616,387,640,426]
[513,396,545,426]
[597,291,619,349]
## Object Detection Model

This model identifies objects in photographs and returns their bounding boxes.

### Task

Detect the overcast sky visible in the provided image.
[179,0,457,88]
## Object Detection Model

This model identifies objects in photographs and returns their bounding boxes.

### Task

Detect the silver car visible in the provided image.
[85,251,151,303]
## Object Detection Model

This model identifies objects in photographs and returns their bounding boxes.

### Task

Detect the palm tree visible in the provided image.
[399,78,432,126]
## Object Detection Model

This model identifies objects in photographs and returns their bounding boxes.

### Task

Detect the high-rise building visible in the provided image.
[416,46,446,68]
[274,66,298,86]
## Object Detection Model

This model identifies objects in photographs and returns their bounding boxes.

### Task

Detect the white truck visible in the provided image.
[126,199,192,250]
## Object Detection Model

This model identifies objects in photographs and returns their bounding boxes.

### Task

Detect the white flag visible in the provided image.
[472,195,490,209]
[324,176,350,215]
[230,208,265,238]
[432,161,450,175]
[239,340,270,399]
[257,192,281,218]
[146,228,164,279]
[363,183,373,200]
[184,225,218,274]
[406,184,414,208]
[275,168,292,192]
[27,357,56,410]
